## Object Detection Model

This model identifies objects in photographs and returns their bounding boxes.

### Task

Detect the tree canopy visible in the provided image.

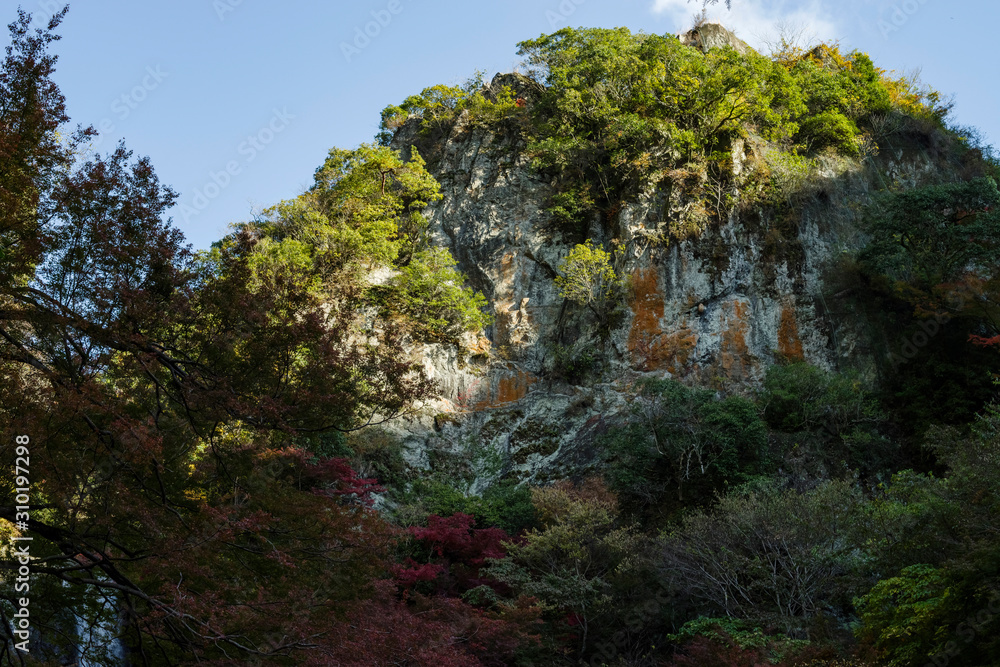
[0,9,493,663]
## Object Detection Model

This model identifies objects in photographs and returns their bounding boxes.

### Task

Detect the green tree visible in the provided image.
[516,26,804,234]
[0,12,483,663]
[250,142,442,276]
[859,177,1000,299]
[377,246,491,343]
[855,564,955,667]
[760,362,894,476]
[484,479,647,659]
[554,239,625,340]
[603,379,769,515]
[222,143,490,346]
[858,177,1000,428]
[855,407,1000,666]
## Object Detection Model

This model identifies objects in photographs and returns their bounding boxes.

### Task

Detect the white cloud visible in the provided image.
[650,0,845,54]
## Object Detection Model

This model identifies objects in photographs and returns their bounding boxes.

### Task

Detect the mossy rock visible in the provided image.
[434,413,463,431]
[479,409,524,444]
[509,418,561,465]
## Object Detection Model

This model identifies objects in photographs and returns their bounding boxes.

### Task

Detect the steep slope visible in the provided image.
[380,25,981,488]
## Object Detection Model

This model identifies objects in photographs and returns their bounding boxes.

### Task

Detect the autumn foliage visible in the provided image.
[0,8,499,664]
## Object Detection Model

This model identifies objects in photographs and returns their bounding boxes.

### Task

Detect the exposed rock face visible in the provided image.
[397,130,859,406]
[383,65,938,489]
[678,22,753,55]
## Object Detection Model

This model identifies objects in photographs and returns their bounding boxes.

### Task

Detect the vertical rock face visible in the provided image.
[385,75,935,486]
[398,123,847,405]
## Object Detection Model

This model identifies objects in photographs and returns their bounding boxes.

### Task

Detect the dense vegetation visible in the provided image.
[380,26,949,241]
[3,8,1000,667]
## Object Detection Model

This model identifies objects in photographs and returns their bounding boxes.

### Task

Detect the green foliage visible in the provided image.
[376,246,491,343]
[762,362,880,434]
[401,479,537,534]
[344,427,410,489]
[669,616,771,651]
[546,187,595,237]
[484,479,650,658]
[884,327,1000,430]
[668,616,812,661]
[760,362,896,478]
[660,479,872,626]
[554,239,620,306]
[217,144,490,345]
[860,177,1000,294]
[461,82,525,130]
[377,77,527,145]
[852,407,1000,666]
[379,83,469,142]
[796,110,859,154]
[554,239,626,341]
[788,47,891,122]
[548,341,601,385]
[854,564,953,666]
[857,177,1000,429]
[387,431,538,534]
[757,149,817,206]
[233,143,441,281]
[517,27,804,233]
[602,378,769,517]
[379,30,951,253]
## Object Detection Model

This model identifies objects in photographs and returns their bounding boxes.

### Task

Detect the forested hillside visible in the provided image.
[2,7,999,667]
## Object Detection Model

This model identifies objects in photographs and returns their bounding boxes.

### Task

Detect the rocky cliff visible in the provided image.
[380,36,946,490]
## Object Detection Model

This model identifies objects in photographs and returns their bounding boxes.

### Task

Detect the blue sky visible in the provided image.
[14,0,1000,251]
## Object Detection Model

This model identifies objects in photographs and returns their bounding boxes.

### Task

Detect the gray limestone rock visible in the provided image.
[380,70,940,492]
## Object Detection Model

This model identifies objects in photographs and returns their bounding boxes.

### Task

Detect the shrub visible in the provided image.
[398,479,537,535]
[548,341,601,385]
[546,187,595,238]
[667,617,821,667]
[797,111,859,154]
[377,246,492,343]
[660,480,872,627]
[602,378,769,516]
[378,84,468,139]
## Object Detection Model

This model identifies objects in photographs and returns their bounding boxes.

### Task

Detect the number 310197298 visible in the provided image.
[15,434,29,479]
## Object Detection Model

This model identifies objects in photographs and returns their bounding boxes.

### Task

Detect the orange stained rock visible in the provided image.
[627,269,699,373]
[655,326,699,374]
[473,370,537,410]
[719,300,751,375]
[777,304,805,361]
[500,252,517,282]
[628,269,665,366]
